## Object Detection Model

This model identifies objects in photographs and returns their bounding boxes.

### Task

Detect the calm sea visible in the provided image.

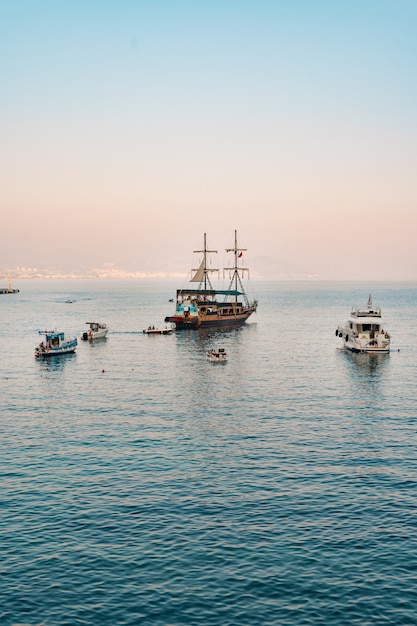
[1,279,416,626]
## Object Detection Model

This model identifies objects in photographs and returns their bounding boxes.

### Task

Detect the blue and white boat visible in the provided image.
[35,330,78,358]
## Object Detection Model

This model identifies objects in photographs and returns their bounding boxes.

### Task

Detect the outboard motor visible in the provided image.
[81,331,89,341]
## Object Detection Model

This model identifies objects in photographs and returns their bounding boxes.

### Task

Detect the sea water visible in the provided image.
[1,280,416,625]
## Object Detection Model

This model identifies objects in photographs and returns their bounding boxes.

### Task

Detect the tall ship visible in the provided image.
[165,230,258,330]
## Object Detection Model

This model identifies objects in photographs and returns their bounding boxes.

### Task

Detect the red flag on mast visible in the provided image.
[238,252,243,258]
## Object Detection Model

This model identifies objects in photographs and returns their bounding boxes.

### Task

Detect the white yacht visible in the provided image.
[336,295,391,354]
[81,322,108,341]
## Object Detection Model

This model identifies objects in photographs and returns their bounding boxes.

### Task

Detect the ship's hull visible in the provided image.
[207,354,228,362]
[35,347,77,358]
[143,328,173,335]
[344,344,390,355]
[165,308,255,330]
[81,330,108,340]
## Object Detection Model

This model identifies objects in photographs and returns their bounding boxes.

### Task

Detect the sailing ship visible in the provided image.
[165,231,257,329]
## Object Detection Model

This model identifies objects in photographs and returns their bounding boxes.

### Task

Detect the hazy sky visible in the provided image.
[1,0,417,279]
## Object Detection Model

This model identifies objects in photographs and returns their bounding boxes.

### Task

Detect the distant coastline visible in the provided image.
[1,270,416,282]
[0,268,187,280]
[0,265,320,281]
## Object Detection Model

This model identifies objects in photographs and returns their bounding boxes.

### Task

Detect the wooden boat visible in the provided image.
[165,230,257,329]
[35,330,77,358]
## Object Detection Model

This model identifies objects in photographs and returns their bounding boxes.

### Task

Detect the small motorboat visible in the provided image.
[143,325,173,335]
[336,294,391,354]
[206,348,228,363]
[35,330,77,358]
[81,322,108,341]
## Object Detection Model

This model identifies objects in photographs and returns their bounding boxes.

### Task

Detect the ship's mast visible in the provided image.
[225,230,249,304]
[192,233,218,289]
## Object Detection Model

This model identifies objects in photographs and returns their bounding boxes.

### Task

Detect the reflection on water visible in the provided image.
[81,338,108,349]
[175,324,251,355]
[349,351,390,372]
[172,325,258,417]
[339,348,390,390]
[36,353,77,373]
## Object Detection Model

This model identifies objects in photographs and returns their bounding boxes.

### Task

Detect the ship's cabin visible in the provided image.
[175,289,244,316]
[351,305,382,318]
[89,323,105,332]
[349,320,382,333]
[42,332,64,347]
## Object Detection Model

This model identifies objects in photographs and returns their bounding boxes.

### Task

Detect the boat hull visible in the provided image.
[165,309,255,330]
[344,345,390,355]
[35,347,76,358]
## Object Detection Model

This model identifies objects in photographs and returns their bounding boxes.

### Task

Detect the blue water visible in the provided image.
[1,280,417,625]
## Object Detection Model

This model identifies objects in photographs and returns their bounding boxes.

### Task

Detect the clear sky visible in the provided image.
[1,0,416,279]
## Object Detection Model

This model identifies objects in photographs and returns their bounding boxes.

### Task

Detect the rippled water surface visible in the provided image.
[1,280,417,625]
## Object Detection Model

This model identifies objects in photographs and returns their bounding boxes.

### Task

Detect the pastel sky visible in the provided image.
[1,0,416,279]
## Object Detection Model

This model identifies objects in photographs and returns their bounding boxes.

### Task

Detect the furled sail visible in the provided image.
[190,259,205,282]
